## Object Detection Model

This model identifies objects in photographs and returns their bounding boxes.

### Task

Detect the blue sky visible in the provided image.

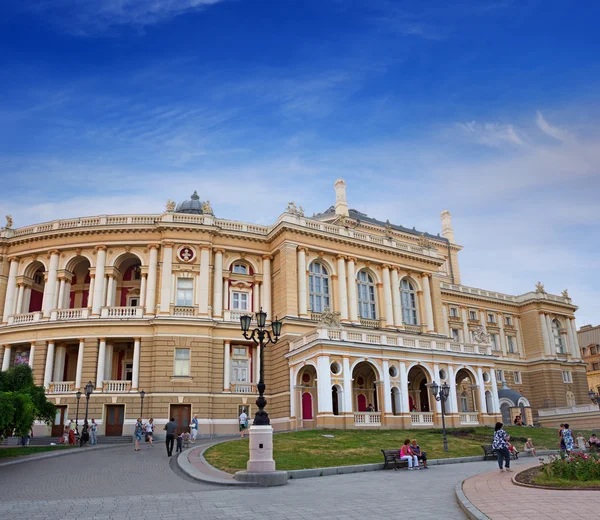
[1,0,599,325]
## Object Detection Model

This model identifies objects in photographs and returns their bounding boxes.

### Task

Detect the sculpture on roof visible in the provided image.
[165,199,176,212]
[472,326,490,344]
[4,215,13,229]
[561,289,571,300]
[320,307,341,328]
[535,281,546,294]
[201,200,214,215]
[418,233,433,249]
[385,219,393,235]
[286,201,304,217]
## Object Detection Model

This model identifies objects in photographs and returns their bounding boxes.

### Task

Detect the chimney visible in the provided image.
[334,179,349,217]
[441,210,455,242]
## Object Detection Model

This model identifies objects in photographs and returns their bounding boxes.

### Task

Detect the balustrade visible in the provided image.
[538,404,597,417]
[48,381,75,393]
[354,412,382,425]
[103,380,132,393]
[459,413,479,424]
[231,383,257,394]
[101,306,143,318]
[173,306,197,317]
[411,412,434,425]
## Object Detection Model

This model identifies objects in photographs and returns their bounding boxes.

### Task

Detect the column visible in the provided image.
[101,276,108,308]
[42,251,60,317]
[399,362,409,413]
[132,338,141,390]
[222,278,229,311]
[96,338,106,390]
[569,318,581,359]
[297,247,308,317]
[461,307,469,342]
[63,280,71,309]
[499,313,507,355]
[539,313,552,355]
[57,278,66,310]
[447,364,458,414]
[289,367,296,418]
[87,275,95,308]
[336,256,348,321]
[104,343,113,381]
[390,268,402,326]
[2,346,11,371]
[253,282,260,312]
[316,355,332,413]
[223,341,231,391]
[145,245,159,315]
[382,266,394,327]
[28,342,35,368]
[111,276,118,307]
[75,339,85,390]
[212,249,223,318]
[476,367,487,414]
[422,274,435,332]
[23,286,32,314]
[514,316,524,358]
[382,360,392,414]
[160,244,174,314]
[2,258,19,322]
[490,369,501,413]
[261,255,271,318]
[92,247,107,315]
[545,314,555,353]
[432,363,442,414]
[442,304,450,336]
[43,341,55,389]
[15,284,25,315]
[347,257,358,322]
[198,247,210,315]
[139,274,147,308]
[480,310,487,333]
[53,346,66,382]
[106,275,114,307]
[343,357,353,414]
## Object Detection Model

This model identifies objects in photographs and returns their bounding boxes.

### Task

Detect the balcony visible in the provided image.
[359,318,381,329]
[172,306,198,317]
[354,412,382,426]
[459,413,479,425]
[231,383,257,394]
[411,412,434,425]
[51,308,90,321]
[538,404,598,417]
[101,306,143,319]
[48,381,75,393]
[103,380,132,393]
[7,311,42,325]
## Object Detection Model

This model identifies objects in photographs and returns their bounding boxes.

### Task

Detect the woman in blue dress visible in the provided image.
[561,423,574,454]
[134,417,143,451]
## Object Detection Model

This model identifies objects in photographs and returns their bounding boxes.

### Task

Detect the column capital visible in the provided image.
[200,246,211,251]
[347,257,357,263]
[331,274,338,280]
[46,340,55,345]
[382,264,392,270]
[163,242,175,248]
[376,282,383,288]
[213,248,225,254]
[390,265,400,272]
[262,254,272,260]
[98,337,106,342]
[133,337,141,342]
[336,254,347,260]
[94,246,107,252]
[7,256,20,263]
[78,338,86,343]
[297,246,309,253]
[47,249,60,257]
[147,243,161,250]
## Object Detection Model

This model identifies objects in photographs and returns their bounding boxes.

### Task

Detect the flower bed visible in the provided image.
[515,452,600,489]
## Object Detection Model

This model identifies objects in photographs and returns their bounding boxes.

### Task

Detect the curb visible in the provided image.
[511,467,600,491]
[455,483,490,520]
[0,444,122,468]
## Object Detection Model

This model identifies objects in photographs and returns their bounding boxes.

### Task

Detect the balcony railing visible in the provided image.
[48,381,75,393]
[101,306,143,318]
[172,306,197,317]
[538,404,598,417]
[459,413,479,425]
[231,383,257,394]
[411,412,434,425]
[7,311,42,325]
[52,308,90,321]
[354,412,382,425]
[359,318,381,329]
[103,380,132,393]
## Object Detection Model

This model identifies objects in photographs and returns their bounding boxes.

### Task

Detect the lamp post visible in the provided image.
[75,391,82,428]
[430,382,451,452]
[140,390,146,418]
[239,309,282,425]
[81,382,93,447]
[589,389,600,410]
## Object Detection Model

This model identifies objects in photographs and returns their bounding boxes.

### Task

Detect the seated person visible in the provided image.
[524,438,536,457]
[410,439,428,468]
[400,439,420,470]
[513,415,523,426]
[588,433,600,451]
[576,433,587,451]
[508,442,519,459]
[365,403,375,412]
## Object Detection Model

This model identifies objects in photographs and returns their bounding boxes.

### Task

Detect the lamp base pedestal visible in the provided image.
[234,425,287,487]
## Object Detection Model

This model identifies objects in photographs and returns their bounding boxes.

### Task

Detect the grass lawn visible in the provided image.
[534,472,600,489]
[204,426,594,474]
[0,446,73,459]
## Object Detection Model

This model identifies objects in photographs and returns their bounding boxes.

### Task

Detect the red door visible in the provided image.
[301,392,313,420]
[357,394,367,412]
[52,406,67,437]
[105,405,124,436]
[170,405,191,434]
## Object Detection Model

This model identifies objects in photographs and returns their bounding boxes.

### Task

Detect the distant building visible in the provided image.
[578,324,600,393]
[0,179,589,437]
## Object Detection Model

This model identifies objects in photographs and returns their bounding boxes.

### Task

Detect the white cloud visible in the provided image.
[536,110,570,141]
[457,121,525,147]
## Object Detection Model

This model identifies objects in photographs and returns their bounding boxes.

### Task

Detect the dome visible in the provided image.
[176,191,204,214]
[498,382,524,406]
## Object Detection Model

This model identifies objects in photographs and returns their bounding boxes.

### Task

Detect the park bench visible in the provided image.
[381,449,409,470]
[481,445,518,460]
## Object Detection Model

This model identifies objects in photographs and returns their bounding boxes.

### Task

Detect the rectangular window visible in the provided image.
[231,292,249,311]
[490,333,499,350]
[469,310,477,321]
[487,313,496,323]
[562,371,572,384]
[496,369,504,382]
[174,348,190,377]
[505,316,512,326]
[513,371,521,384]
[451,329,460,342]
[592,363,599,371]
[450,307,458,317]
[233,264,248,274]
[176,278,194,307]
[231,359,249,382]
[233,346,247,357]
[507,336,515,353]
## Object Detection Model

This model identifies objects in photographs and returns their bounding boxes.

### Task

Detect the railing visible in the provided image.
[459,413,479,424]
[359,318,381,329]
[52,308,90,321]
[411,412,434,425]
[440,282,572,306]
[100,306,143,318]
[48,381,75,393]
[103,381,132,393]
[231,383,257,394]
[224,310,255,323]
[354,412,382,425]
[402,323,424,334]
[538,404,598,417]
[173,306,197,317]
[7,311,42,325]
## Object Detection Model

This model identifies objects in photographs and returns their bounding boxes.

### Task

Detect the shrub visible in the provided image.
[541,452,600,482]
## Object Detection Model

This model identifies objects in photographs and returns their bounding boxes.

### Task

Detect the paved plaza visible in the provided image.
[0,442,540,520]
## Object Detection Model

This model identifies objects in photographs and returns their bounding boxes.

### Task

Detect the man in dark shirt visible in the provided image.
[164,418,177,456]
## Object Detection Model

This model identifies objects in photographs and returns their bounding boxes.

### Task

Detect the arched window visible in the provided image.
[400,278,418,325]
[460,391,469,412]
[552,319,564,353]
[232,263,248,275]
[357,271,376,319]
[485,390,493,414]
[308,262,330,313]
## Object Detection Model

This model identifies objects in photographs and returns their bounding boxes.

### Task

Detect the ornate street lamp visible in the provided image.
[239,308,282,425]
[80,382,93,447]
[75,391,82,428]
[140,390,146,418]
[589,389,600,409]
[430,381,451,452]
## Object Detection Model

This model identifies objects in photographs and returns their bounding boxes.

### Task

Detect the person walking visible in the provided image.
[68,420,76,446]
[134,417,143,451]
[558,424,566,451]
[145,418,154,448]
[561,423,574,454]
[239,408,248,438]
[190,414,199,443]
[164,417,177,457]
[492,422,511,472]
[90,419,98,446]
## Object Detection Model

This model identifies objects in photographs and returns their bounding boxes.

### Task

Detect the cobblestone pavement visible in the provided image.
[0,442,534,520]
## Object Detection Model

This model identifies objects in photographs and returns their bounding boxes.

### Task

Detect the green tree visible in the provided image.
[0,364,56,441]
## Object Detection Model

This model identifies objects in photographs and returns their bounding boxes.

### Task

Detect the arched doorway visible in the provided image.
[302,392,313,420]
[352,361,379,412]
[23,261,46,313]
[65,257,92,309]
[407,366,430,412]
[296,365,317,426]
[500,403,511,424]
[485,390,493,414]
[332,385,340,416]
[455,368,477,413]
[391,386,401,415]
[113,254,142,307]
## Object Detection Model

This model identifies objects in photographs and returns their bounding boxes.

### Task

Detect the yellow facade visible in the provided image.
[0,180,589,436]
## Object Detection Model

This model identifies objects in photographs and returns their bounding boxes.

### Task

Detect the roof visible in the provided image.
[498,384,524,406]
[313,206,449,243]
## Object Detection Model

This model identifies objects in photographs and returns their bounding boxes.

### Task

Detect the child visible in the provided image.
[524,438,537,457]
[182,432,191,449]
[576,433,587,451]
[176,432,184,453]
[508,442,519,459]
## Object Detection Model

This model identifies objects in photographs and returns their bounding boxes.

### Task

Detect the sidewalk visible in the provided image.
[0,444,120,468]
[461,461,599,519]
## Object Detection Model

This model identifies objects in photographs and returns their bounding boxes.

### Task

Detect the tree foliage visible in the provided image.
[0,364,56,441]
